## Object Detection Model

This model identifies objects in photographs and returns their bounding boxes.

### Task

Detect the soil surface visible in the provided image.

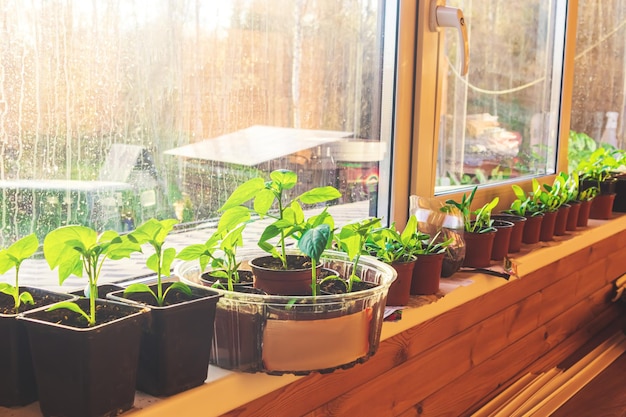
[29,299,141,328]
[0,289,69,315]
[254,255,312,270]
[201,269,255,286]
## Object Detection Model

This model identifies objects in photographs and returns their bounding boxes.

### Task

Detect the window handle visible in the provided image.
[429,0,469,76]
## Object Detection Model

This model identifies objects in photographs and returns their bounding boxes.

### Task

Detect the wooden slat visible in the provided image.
[415,292,622,416]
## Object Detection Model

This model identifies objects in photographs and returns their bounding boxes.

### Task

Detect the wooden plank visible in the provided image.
[400,285,619,416]
[303,293,553,417]
[422,292,622,417]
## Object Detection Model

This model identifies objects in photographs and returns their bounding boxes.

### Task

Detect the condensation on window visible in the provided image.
[570,1,626,150]
[435,0,566,191]
[0,0,391,246]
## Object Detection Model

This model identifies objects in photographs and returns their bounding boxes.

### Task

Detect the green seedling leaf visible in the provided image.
[253,188,275,217]
[124,283,155,299]
[298,224,331,263]
[163,281,192,299]
[298,186,341,205]
[220,177,266,211]
[270,169,298,190]
[218,206,250,233]
[46,301,91,323]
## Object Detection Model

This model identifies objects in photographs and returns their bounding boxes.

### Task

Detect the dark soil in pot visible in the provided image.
[319,279,377,295]
[19,298,148,417]
[69,283,124,298]
[109,283,221,397]
[250,254,313,295]
[0,287,74,407]
[200,269,254,288]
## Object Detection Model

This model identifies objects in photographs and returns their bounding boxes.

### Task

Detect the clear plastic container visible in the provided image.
[174,250,396,375]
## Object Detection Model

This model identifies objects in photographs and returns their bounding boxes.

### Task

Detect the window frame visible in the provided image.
[390,0,579,227]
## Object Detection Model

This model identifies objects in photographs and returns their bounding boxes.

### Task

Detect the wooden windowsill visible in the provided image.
[11,215,625,417]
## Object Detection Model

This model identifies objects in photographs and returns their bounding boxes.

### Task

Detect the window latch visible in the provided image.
[429,0,470,76]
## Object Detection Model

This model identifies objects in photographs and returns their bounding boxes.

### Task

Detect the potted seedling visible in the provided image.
[506,182,545,244]
[444,188,499,268]
[365,216,421,306]
[108,218,222,397]
[576,147,620,219]
[220,168,341,295]
[577,184,598,227]
[18,225,149,417]
[410,230,452,295]
[544,173,573,236]
[559,171,583,231]
[174,177,396,375]
[325,217,382,294]
[177,208,253,291]
[534,177,564,241]
[0,233,73,407]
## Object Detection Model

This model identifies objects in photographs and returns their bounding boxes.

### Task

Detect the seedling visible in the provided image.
[333,217,381,292]
[220,169,341,269]
[124,218,191,307]
[365,215,421,263]
[177,206,251,292]
[0,233,38,313]
[467,197,499,233]
[44,226,141,326]
[298,223,332,297]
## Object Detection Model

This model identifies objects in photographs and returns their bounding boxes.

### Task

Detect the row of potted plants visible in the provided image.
[2,168,451,416]
[0,220,224,417]
[4,161,624,417]
[442,165,623,272]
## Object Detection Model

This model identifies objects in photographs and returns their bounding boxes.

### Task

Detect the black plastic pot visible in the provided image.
[0,287,74,407]
[613,173,626,212]
[18,298,149,417]
[69,283,124,298]
[108,283,222,397]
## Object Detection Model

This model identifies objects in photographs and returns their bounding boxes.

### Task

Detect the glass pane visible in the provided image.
[0,0,394,248]
[570,0,626,169]
[435,0,566,193]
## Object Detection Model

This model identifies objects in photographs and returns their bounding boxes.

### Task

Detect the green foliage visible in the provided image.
[559,171,579,203]
[177,206,251,292]
[576,147,619,183]
[568,130,597,174]
[0,233,38,312]
[44,226,141,326]
[468,197,499,233]
[298,223,332,297]
[220,169,341,270]
[506,181,543,217]
[442,187,498,233]
[578,185,599,201]
[124,218,191,307]
[443,186,477,230]
[537,177,567,213]
[414,230,453,255]
[365,216,421,264]
[333,217,380,293]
